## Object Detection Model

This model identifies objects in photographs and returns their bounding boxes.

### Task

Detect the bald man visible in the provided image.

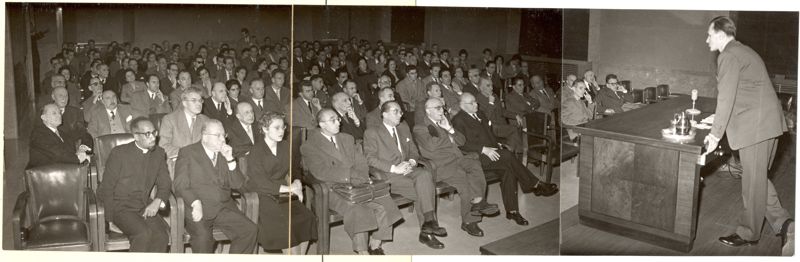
[202,82,234,122]
[51,87,93,149]
[332,92,366,140]
[87,90,140,138]
[29,103,90,168]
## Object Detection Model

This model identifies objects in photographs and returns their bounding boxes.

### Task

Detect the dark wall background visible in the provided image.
[734,11,799,79]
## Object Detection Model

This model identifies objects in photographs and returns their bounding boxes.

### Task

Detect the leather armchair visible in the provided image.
[91,133,134,189]
[12,163,99,251]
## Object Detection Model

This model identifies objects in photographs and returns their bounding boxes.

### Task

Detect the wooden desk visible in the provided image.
[479,219,559,255]
[572,95,716,252]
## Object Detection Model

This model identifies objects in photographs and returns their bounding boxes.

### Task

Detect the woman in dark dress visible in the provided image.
[244,111,316,254]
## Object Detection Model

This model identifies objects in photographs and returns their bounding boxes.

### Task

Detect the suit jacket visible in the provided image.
[710,40,787,150]
[245,97,266,122]
[61,106,94,148]
[336,110,365,140]
[225,118,263,158]
[474,92,514,124]
[396,77,424,112]
[561,93,594,140]
[440,83,462,116]
[202,97,233,122]
[412,116,468,168]
[292,97,319,129]
[366,108,383,130]
[451,110,499,154]
[158,109,210,158]
[480,71,504,95]
[505,91,539,116]
[263,86,290,114]
[461,82,481,97]
[363,122,420,173]
[596,87,633,114]
[28,122,80,168]
[173,142,245,219]
[530,86,558,113]
[130,90,171,116]
[87,105,138,138]
[160,77,178,98]
[214,69,235,84]
[120,81,148,104]
[300,130,369,184]
[97,143,171,220]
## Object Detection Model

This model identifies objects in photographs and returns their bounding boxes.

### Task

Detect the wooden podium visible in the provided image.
[572,95,717,252]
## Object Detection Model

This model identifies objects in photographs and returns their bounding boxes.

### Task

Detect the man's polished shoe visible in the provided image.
[461,222,484,237]
[419,233,445,249]
[506,211,529,226]
[367,247,385,255]
[719,234,758,247]
[532,182,559,197]
[421,220,448,237]
[470,201,500,216]
[778,219,794,247]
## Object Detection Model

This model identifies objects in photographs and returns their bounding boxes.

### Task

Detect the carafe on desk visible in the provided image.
[675,112,691,136]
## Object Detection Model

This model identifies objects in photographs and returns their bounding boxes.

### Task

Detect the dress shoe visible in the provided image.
[461,222,485,237]
[418,233,445,249]
[506,211,529,226]
[421,220,448,237]
[778,219,794,247]
[718,234,758,247]
[470,201,500,216]
[367,247,385,255]
[531,182,559,197]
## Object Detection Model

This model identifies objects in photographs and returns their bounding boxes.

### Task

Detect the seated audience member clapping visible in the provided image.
[596,74,634,114]
[173,119,257,254]
[28,103,91,168]
[96,117,172,252]
[301,109,403,255]
[561,81,596,141]
[244,112,316,254]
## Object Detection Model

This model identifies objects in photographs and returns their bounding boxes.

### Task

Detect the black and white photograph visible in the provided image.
[559,9,797,256]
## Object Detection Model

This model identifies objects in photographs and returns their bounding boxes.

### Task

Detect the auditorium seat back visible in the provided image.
[25,164,90,222]
[656,84,670,100]
[93,133,135,186]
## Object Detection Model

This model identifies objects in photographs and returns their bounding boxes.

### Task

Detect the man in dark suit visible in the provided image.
[51,87,93,149]
[173,119,257,253]
[202,82,234,122]
[328,69,349,96]
[452,93,558,226]
[414,98,499,237]
[28,103,90,168]
[332,92,365,141]
[366,87,396,129]
[96,117,171,252]
[226,102,262,158]
[703,16,793,251]
[263,70,290,114]
[160,63,179,100]
[462,67,482,97]
[344,80,369,122]
[86,90,139,138]
[310,75,331,109]
[481,61,504,97]
[529,75,558,114]
[245,79,267,121]
[363,101,446,249]
[474,77,525,154]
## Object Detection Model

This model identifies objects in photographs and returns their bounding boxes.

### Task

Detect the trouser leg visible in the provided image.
[214,207,257,254]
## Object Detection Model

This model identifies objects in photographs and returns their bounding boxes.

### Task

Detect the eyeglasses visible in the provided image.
[90,82,102,86]
[322,117,341,123]
[427,106,444,111]
[203,133,225,138]
[134,130,158,137]
[184,98,202,103]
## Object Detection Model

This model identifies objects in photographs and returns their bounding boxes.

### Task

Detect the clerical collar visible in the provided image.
[134,142,149,154]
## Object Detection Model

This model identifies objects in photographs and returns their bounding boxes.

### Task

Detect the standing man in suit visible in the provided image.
[96,117,171,252]
[703,16,793,251]
[226,102,262,158]
[28,103,90,168]
[414,98,499,237]
[246,79,267,121]
[202,82,234,122]
[332,92,365,141]
[173,119,257,254]
[159,87,210,160]
[264,70,290,114]
[363,101,446,249]
[130,74,171,117]
[452,93,558,226]
[87,90,138,138]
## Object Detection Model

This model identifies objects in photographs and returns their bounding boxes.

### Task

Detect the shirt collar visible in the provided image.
[134,142,149,154]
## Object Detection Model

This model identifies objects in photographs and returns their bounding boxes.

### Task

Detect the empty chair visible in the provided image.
[656,84,670,100]
[632,89,644,104]
[13,163,99,251]
[643,87,657,104]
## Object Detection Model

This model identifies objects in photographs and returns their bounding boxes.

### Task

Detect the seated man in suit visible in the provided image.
[264,70,290,114]
[474,77,525,154]
[87,90,138,138]
[159,87,210,160]
[246,79,266,121]
[332,92,366,141]
[96,117,171,252]
[130,74,172,117]
[439,69,462,117]
[462,67,482,97]
[596,74,634,114]
[396,66,424,127]
[173,119,257,254]
[202,82,234,122]
[301,109,403,255]
[51,87,93,149]
[363,101,447,249]
[310,74,331,109]
[291,80,322,130]
[160,62,179,97]
[343,79,368,122]
[28,103,91,168]
[529,75,558,114]
[420,63,441,88]
[226,102,262,158]
[452,93,558,226]
[414,98,499,237]
[366,87,396,129]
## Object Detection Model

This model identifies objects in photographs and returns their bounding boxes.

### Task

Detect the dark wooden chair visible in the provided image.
[656,84,670,100]
[12,163,99,251]
[632,89,644,104]
[643,87,657,104]
[525,112,557,183]
[91,133,182,252]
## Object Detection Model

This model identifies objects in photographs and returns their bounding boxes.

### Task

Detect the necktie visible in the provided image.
[211,152,217,167]
[307,101,314,114]
[54,129,64,142]
[217,102,221,111]
[110,110,116,120]
[246,125,254,143]
[329,136,338,150]
[189,116,195,133]
[391,127,403,155]
[151,93,156,100]
[472,113,481,122]
[275,89,280,100]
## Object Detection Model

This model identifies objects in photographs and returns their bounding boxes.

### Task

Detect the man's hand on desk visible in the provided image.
[703,134,720,156]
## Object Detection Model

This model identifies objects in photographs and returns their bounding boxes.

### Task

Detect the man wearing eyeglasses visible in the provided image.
[97,117,171,252]
[173,119,257,254]
[159,87,210,160]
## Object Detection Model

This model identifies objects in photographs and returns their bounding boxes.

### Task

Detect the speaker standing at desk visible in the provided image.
[703,16,793,252]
